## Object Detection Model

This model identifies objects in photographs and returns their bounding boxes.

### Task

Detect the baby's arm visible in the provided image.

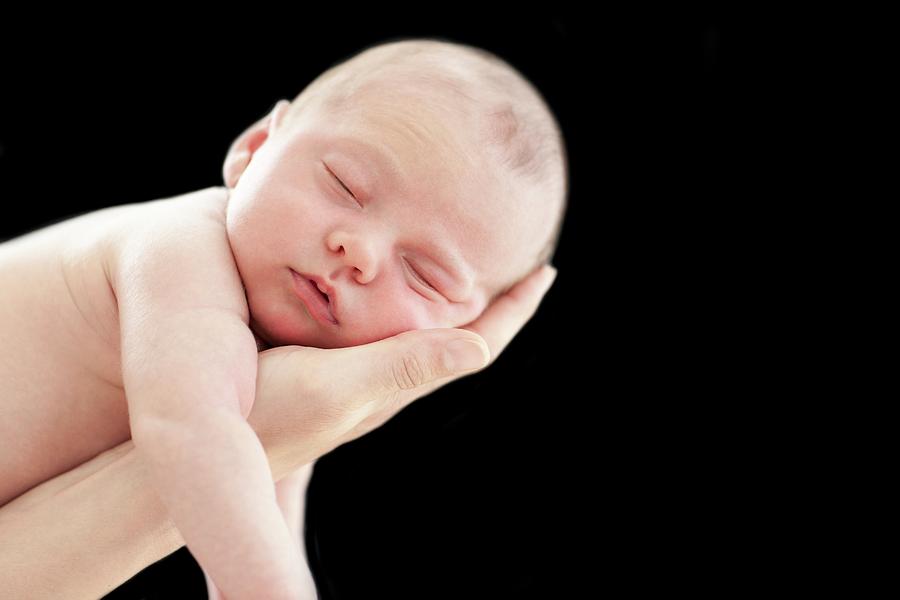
[275,465,318,596]
[205,465,318,600]
[113,202,308,599]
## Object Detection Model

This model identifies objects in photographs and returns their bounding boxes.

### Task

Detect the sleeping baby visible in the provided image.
[0,38,567,599]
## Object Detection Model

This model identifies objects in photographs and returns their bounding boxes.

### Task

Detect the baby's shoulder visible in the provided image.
[116,185,229,232]
[106,186,248,319]
[101,186,230,256]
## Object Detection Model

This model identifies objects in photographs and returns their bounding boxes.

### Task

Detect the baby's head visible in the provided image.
[223,38,568,349]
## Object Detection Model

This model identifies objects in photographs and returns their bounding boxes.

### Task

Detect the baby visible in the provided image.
[0,38,567,598]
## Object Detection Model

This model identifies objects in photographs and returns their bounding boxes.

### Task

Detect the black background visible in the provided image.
[1,9,765,598]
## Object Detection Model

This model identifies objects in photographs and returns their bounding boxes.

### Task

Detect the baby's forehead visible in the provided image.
[344,93,476,162]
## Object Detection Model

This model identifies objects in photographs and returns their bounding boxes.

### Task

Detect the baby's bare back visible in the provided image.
[0,188,234,506]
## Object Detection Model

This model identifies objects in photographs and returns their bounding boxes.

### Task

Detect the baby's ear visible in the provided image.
[267,100,292,134]
[223,150,251,189]
[222,99,292,188]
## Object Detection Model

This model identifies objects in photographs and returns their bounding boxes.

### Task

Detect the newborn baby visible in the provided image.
[0,38,567,598]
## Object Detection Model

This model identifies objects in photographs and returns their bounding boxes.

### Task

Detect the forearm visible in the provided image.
[135,410,308,600]
[0,440,182,600]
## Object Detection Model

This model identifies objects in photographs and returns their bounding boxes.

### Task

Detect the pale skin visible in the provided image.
[0,263,558,599]
[0,91,558,598]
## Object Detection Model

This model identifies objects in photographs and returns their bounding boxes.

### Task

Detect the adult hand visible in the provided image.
[249,263,559,480]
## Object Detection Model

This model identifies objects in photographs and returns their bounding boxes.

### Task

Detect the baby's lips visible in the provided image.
[291,270,339,325]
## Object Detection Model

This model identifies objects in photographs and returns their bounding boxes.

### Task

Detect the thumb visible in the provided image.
[325,329,490,444]
[442,335,491,374]
[375,328,490,393]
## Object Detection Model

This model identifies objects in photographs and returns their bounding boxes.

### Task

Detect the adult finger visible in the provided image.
[461,263,558,364]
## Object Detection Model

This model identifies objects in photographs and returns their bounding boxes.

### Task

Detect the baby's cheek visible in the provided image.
[370,299,440,333]
[337,296,470,348]
[404,302,468,332]
[389,300,435,330]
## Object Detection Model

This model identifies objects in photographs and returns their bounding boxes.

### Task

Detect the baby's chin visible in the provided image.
[249,310,448,351]
[246,311,367,350]
[248,314,335,350]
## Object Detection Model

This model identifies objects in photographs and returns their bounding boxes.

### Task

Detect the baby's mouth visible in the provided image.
[310,280,330,303]
[290,270,339,325]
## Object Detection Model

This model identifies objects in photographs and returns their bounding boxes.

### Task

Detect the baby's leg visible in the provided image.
[203,464,316,600]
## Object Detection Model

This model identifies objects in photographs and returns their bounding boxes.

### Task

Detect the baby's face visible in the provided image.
[225,92,542,349]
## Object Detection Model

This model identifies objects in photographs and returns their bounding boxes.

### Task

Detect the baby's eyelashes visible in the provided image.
[324,163,359,203]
